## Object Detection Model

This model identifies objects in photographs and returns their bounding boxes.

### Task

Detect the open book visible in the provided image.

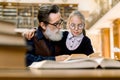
[29,53,120,69]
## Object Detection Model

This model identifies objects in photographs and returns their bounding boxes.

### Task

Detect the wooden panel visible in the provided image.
[101,28,110,58]
[0,46,26,69]
[113,18,120,60]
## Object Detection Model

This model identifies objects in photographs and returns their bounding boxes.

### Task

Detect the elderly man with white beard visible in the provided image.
[25,4,69,66]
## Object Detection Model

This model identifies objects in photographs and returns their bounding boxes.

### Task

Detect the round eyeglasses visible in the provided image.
[70,23,84,30]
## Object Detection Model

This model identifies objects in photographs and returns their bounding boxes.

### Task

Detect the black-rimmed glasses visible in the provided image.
[45,19,64,28]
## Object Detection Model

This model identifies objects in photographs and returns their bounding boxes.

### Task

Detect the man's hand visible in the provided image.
[23,29,36,40]
[55,55,70,61]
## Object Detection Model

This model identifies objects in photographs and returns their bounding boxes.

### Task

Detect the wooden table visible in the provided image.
[0,69,120,80]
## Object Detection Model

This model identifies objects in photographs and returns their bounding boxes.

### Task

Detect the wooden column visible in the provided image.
[101,28,110,58]
[113,18,120,60]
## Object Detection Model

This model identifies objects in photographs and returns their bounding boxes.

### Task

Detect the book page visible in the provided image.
[29,61,47,68]
[29,59,99,69]
[64,53,103,61]
[64,54,88,61]
[100,59,120,69]
[89,53,102,58]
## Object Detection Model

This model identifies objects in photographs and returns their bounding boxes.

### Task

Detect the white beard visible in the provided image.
[44,27,63,41]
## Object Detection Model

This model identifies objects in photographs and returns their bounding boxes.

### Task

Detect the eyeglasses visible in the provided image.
[45,19,64,28]
[70,23,84,30]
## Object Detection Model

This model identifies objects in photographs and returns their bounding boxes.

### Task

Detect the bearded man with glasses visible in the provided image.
[25,4,69,66]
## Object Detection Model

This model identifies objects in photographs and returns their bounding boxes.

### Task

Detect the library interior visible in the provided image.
[0,0,120,80]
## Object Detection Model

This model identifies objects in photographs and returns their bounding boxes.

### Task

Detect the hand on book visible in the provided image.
[64,54,88,61]
[55,55,70,61]
[64,53,103,61]
[89,53,102,58]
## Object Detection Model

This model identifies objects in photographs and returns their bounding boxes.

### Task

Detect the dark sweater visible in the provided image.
[60,31,94,55]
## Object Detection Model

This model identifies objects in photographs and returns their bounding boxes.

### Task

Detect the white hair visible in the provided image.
[44,27,63,41]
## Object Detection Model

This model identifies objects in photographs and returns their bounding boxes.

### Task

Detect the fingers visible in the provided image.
[27,31,34,40]
[55,55,70,61]
[23,29,35,40]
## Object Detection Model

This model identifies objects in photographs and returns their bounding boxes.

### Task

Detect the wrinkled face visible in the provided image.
[48,12,63,30]
[69,16,84,37]
[44,12,63,41]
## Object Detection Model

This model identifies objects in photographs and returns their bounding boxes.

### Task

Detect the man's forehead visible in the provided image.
[49,12,61,23]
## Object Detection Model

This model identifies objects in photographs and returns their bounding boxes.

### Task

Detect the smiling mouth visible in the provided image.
[74,31,79,34]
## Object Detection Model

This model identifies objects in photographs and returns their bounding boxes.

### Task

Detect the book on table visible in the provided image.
[28,53,120,69]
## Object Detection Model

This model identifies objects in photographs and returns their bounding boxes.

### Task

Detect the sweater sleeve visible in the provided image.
[26,53,55,66]
[83,37,94,55]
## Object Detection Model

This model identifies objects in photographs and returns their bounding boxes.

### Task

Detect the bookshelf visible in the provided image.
[16,4,39,28]
[0,3,78,29]
[0,5,2,17]
[3,7,17,17]
[60,4,77,20]
[0,3,17,23]
[59,4,78,29]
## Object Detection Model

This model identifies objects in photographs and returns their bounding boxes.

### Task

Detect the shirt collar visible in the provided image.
[68,32,73,40]
[75,33,84,41]
[68,32,84,41]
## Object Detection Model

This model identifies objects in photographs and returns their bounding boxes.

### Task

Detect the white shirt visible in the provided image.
[66,32,84,50]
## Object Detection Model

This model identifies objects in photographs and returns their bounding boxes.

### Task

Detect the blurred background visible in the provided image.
[0,0,120,60]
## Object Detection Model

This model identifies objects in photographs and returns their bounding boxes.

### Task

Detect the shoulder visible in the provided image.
[62,30,69,39]
[63,30,69,35]
[34,28,44,40]
[82,36,92,43]
[83,36,91,40]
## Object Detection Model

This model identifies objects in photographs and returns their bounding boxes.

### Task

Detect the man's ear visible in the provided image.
[39,22,46,30]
